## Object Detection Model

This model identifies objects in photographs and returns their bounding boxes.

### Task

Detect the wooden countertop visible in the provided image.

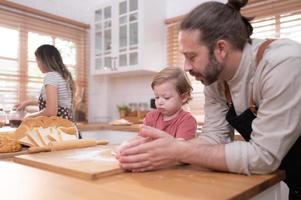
[77,123,141,132]
[1,120,200,134]
[76,121,202,132]
[0,123,141,134]
[0,159,284,200]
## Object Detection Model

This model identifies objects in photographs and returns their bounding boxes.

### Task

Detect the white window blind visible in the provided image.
[242,0,301,42]
[0,26,19,106]
[165,19,205,119]
[250,11,301,43]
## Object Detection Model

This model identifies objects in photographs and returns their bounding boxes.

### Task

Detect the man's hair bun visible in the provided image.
[227,0,248,11]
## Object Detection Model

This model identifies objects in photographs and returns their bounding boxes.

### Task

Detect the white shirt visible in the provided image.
[200,39,301,175]
[41,72,72,109]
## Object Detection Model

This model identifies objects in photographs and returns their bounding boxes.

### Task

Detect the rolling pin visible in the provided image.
[28,139,109,153]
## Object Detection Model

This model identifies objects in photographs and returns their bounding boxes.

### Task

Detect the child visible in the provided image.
[140,67,197,140]
[16,44,75,120]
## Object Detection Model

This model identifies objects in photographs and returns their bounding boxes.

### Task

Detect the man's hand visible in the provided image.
[115,136,150,157]
[116,125,185,172]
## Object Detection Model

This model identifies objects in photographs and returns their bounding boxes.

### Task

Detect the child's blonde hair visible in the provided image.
[151,67,193,104]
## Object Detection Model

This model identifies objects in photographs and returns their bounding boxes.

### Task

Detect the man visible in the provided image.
[117,1,301,199]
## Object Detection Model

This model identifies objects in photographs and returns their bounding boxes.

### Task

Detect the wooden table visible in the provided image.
[0,159,284,200]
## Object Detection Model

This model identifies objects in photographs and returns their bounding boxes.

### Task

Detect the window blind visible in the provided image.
[165,0,301,117]
[165,18,205,118]
[242,0,301,43]
[0,2,89,119]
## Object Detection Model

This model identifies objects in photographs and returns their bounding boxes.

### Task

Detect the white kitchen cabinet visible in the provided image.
[94,3,114,72]
[92,0,166,77]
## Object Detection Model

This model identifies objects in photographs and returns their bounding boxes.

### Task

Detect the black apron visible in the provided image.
[38,94,83,139]
[225,40,301,200]
[38,94,73,121]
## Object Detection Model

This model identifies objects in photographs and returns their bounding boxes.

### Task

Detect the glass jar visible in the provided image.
[8,109,24,128]
[0,108,5,128]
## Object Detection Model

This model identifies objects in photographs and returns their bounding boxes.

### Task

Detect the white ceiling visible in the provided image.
[8,0,227,24]
[8,0,111,24]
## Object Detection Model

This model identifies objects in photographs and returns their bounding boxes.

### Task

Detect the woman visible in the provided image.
[16,44,75,120]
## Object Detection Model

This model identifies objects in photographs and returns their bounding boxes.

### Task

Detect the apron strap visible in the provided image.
[224,81,232,106]
[256,39,275,65]
[224,39,275,113]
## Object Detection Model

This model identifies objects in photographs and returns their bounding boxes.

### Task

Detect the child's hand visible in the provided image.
[114,140,130,158]
[114,136,150,159]
[117,125,182,172]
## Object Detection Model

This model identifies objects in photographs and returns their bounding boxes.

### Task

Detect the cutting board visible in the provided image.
[0,148,29,159]
[14,145,124,180]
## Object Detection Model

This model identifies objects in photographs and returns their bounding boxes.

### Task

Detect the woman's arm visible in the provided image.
[15,99,38,110]
[25,85,58,118]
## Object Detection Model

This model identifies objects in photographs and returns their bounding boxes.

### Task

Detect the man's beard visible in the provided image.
[189,54,223,85]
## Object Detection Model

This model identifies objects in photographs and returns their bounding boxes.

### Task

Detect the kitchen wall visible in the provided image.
[8,0,222,122]
[109,75,154,119]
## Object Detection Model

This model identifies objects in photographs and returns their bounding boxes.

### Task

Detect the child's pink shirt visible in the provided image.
[140,109,197,140]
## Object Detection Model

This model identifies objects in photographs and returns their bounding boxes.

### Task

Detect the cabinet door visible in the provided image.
[118,0,139,68]
[95,5,113,71]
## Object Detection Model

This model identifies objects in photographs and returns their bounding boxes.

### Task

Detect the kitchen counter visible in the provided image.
[0,123,141,135]
[0,159,285,200]
[77,123,141,132]
[0,116,202,134]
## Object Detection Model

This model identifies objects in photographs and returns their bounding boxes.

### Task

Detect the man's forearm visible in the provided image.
[177,138,228,172]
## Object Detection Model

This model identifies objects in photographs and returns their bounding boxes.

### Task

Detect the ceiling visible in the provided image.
[8,0,111,24]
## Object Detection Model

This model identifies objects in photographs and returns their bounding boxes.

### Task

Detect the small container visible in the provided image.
[8,109,24,128]
[0,108,5,128]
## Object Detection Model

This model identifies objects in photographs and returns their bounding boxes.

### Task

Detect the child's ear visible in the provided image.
[181,93,189,104]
